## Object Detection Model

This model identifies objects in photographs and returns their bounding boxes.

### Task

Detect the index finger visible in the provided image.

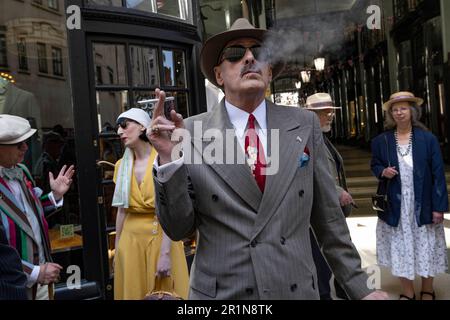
[152,88,166,119]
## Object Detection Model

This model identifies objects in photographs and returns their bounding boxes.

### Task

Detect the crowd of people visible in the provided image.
[0,18,448,301]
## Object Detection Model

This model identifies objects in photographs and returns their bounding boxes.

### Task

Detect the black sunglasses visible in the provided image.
[116,118,137,130]
[219,45,269,64]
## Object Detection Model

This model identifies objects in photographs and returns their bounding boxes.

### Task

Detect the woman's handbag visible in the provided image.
[372,180,389,212]
[372,135,390,213]
[143,277,183,300]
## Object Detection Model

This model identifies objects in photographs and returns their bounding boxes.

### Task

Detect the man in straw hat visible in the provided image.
[305,93,355,300]
[147,18,387,300]
[0,114,75,299]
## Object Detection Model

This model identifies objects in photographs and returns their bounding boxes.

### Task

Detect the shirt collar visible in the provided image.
[225,100,267,139]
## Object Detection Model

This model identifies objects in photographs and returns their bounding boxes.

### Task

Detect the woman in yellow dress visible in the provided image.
[112,108,189,300]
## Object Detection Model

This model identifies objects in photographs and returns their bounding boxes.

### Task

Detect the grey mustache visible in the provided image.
[240,64,261,76]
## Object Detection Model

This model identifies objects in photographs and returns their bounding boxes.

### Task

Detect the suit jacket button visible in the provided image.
[290,283,297,292]
[280,237,286,245]
[212,194,218,202]
[299,190,305,197]
[245,288,254,295]
[250,240,257,248]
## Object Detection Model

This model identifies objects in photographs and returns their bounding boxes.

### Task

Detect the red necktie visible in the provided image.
[245,114,266,192]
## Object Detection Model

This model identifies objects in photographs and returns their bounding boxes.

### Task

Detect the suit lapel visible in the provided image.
[252,103,310,237]
[192,100,262,212]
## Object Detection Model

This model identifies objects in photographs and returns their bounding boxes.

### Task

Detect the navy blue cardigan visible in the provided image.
[370,127,448,227]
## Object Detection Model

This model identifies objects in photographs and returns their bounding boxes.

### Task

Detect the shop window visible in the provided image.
[2,0,82,289]
[52,47,63,76]
[93,43,128,86]
[162,49,186,88]
[0,33,7,67]
[17,39,28,71]
[37,42,48,73]
[130,45,160,87]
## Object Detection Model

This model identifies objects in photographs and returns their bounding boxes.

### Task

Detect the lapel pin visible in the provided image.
[296,136,302,143]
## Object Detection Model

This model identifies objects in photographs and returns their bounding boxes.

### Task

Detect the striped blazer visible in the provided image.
[0,164,55,297]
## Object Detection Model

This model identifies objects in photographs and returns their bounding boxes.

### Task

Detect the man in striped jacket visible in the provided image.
[0,114,75,299]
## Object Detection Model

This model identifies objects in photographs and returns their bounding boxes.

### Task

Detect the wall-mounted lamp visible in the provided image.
[300,70,311,83]
[314,57,325,71]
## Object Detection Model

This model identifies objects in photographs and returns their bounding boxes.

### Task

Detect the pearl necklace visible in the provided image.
[394,130,413,157]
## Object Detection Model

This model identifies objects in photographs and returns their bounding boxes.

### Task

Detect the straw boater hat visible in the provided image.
[0,114,37,145]
[305,93,341,110]
[382,91,424,111]
[200,18,285,88]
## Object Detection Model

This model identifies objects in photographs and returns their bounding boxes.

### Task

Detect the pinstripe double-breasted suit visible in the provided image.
[154,100,372,300]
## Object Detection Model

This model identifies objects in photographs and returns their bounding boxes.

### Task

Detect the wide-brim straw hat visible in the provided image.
[200,18,285,88]
[305,93,341,110]
[382,91,424,111]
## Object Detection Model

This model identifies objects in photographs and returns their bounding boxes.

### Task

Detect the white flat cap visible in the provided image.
[0,114,37,144]
[117,108,151,128]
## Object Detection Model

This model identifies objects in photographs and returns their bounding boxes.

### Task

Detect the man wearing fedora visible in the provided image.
[148,18,388,299]
[305,93,355,300]
[0,114,75,299]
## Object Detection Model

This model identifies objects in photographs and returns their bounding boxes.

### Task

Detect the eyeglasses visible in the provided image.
[318,110,335,118]
[219,45,268,64]
[391,107,410,114]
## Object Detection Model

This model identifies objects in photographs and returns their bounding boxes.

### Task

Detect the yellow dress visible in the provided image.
[113,148,189,300]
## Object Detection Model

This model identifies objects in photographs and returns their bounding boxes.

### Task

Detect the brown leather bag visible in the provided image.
[143,277,183,300]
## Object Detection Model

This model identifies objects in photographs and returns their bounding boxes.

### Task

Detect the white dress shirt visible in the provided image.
[154,100,268,182]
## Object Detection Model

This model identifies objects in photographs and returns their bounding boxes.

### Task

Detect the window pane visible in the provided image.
[0,33,8,67]
[130,45,159,87]
[48,0,58,10]
[133,90,188,118]
[157,0,181,18]
[93,43,128,86]
[96,90,129,133]
[162,49,186,87]
[52,47,63,76]
[87,0,123,6]
[126,0,154,12]
[37,43,48,73]
[17,39,28,71]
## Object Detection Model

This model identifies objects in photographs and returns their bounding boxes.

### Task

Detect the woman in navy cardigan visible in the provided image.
[371,91,448,300]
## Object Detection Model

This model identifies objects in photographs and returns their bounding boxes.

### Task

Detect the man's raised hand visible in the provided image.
[147,88,185,165]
